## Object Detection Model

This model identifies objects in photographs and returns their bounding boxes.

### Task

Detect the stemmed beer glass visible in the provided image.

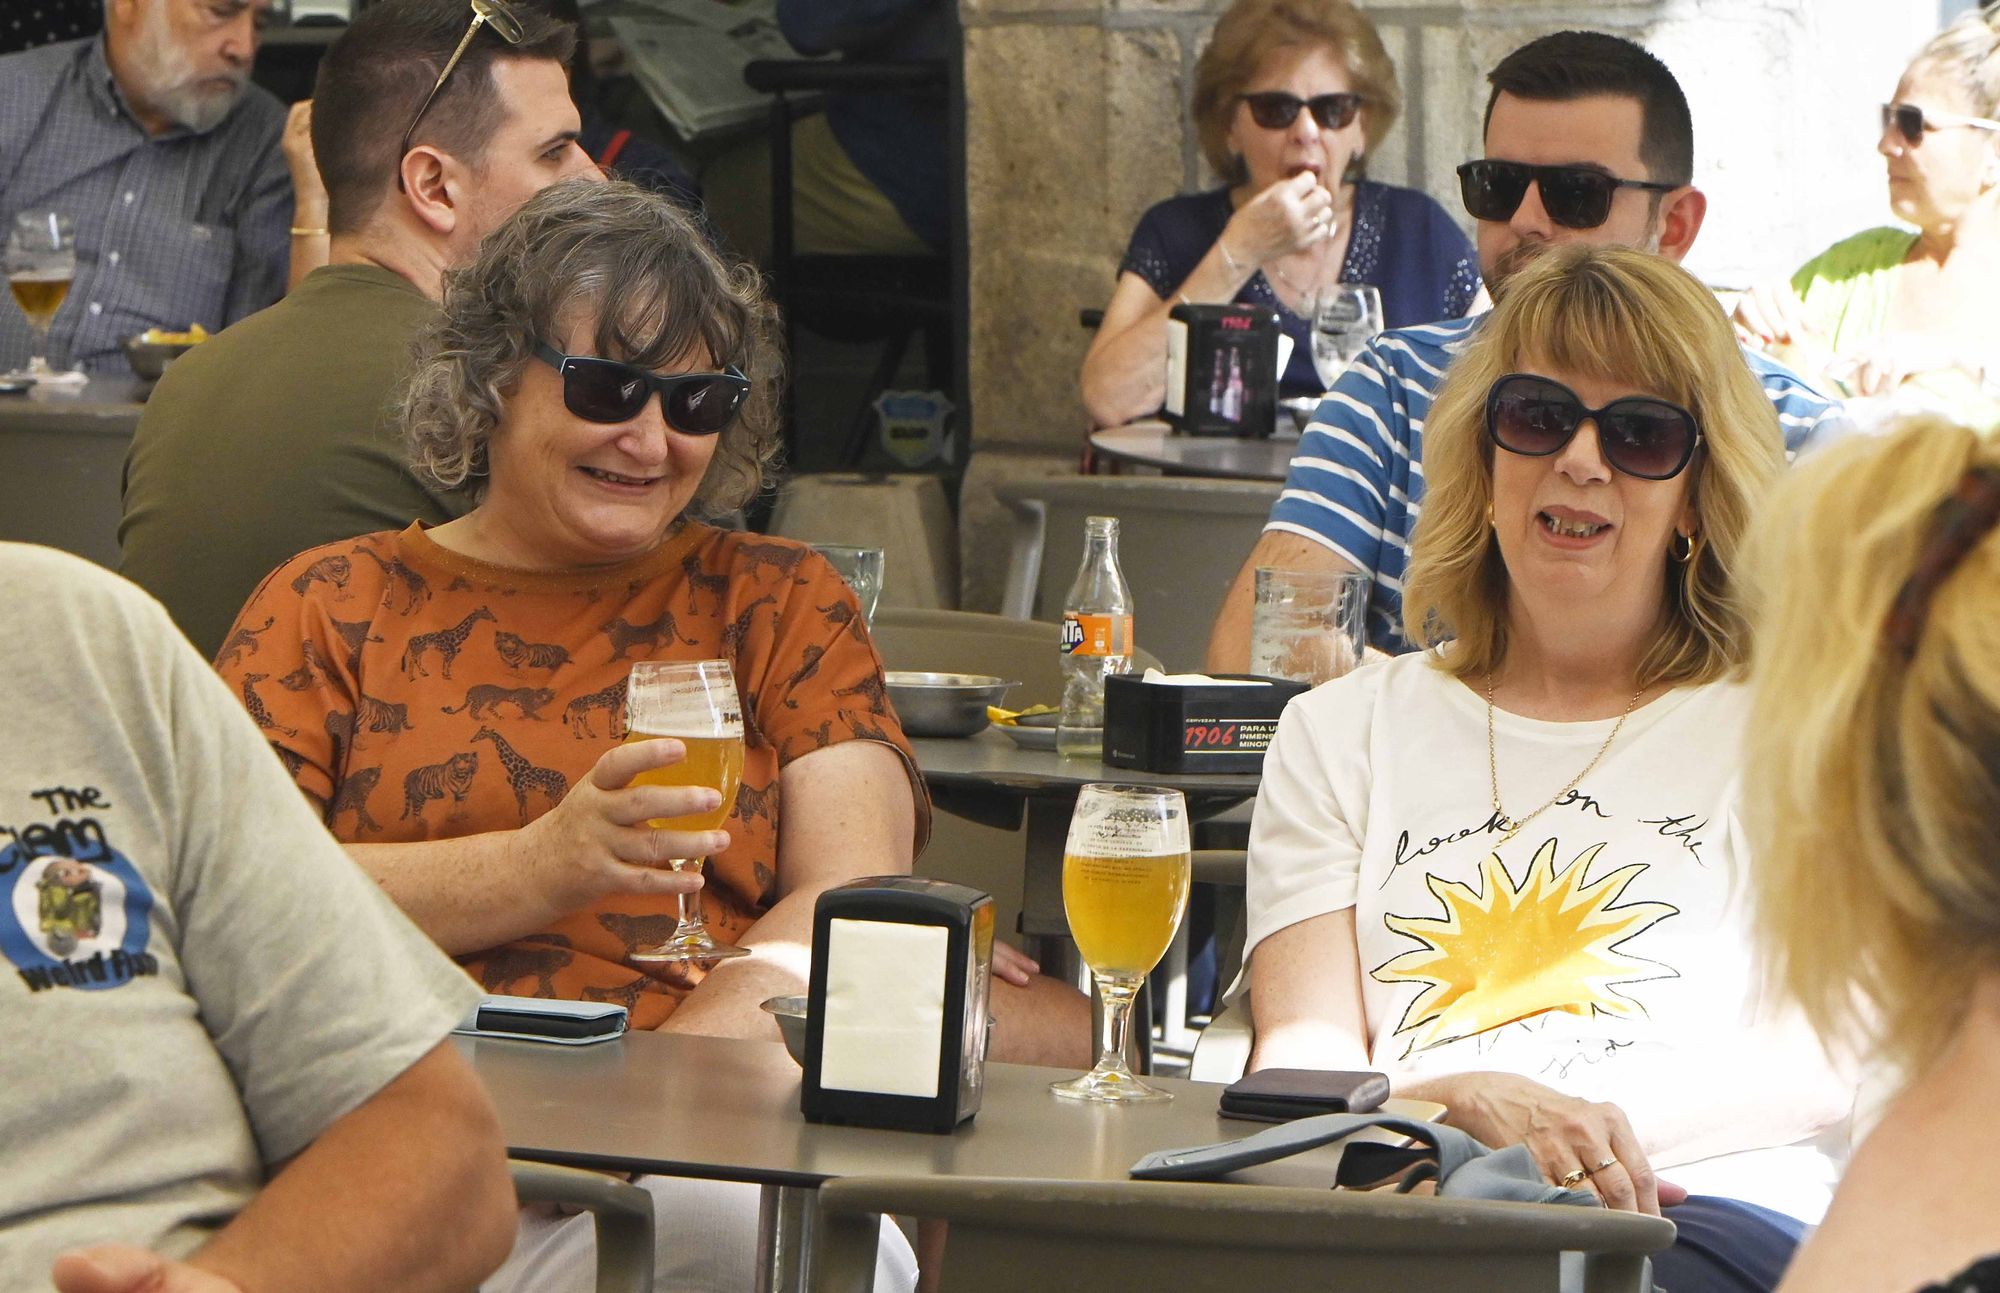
[1051,783,1192,1103]
[5,211,78,383]
[624,659,749,963]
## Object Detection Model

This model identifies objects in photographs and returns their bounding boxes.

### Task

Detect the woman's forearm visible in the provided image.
[345,835,561,957]
[1081,241,1259,427]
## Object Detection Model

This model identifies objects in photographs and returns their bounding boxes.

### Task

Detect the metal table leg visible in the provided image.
[756,1183,817,1293]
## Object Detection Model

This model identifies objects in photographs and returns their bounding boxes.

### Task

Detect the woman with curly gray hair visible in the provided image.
[216,177,1086,1289]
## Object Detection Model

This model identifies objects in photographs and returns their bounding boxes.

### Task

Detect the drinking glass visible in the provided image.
[1051,784,1192,1104]
[1311,283,1384,387]
[623,659,750,963]
[812,544,886,625]
[5,211,77,383]
[1248,567,1369,685]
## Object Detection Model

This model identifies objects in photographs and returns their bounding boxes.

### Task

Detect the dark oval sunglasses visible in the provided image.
[1485,373,1703,481]
[1881,101,2000,146]
[1455,160,1678,231]
[1237,91,1362,132]
[533,341,750,435]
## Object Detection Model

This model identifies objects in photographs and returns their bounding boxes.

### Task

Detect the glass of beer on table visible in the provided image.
[623,658,748,963]
[5,210,76,382]
[1051,783,1192,1103]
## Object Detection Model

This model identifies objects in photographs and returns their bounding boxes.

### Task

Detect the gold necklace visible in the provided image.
[1485,673,1645,846]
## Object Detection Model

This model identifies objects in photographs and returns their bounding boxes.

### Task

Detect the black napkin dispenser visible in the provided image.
[801,877,994,1133]
[1163,302,1281,438]
[1102,672,1309,774]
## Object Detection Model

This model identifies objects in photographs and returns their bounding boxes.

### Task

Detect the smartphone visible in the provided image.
[1218,1067,1389,1122]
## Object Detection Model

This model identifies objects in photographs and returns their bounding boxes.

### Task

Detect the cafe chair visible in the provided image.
[812,1176,1674,1293]
[509,1160,654,1293]
[994,476,1281,673]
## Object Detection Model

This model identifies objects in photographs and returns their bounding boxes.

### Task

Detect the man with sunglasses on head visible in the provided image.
[120,0,600,660]
[1205,29,1849,669]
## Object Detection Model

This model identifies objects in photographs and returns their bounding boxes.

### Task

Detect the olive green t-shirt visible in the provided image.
[119,263,473,659]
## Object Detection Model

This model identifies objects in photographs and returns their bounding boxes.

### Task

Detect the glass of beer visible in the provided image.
[5,211,77,382]
[622,658,749,963]
[1051,783,1192,1103]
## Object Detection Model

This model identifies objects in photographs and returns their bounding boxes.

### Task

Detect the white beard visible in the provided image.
[125,0,247,133]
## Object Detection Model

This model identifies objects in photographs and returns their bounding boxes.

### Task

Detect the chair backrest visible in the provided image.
[509,1160,655,1293]
[812,1175,1672,1293]
[994,475,1280,673]
[870,607,1162,710]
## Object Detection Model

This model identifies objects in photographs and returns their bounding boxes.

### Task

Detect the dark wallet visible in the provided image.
[1217,1068,1390,1122]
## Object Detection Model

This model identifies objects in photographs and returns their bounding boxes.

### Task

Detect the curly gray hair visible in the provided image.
[401,178,782,519]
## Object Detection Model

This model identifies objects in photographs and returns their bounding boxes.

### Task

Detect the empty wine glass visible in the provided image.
[812,544,885,625]
[1311,283,1384,388]
[5,211,78,384]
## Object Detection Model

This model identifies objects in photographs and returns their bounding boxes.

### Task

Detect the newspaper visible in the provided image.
[606,0,815,141]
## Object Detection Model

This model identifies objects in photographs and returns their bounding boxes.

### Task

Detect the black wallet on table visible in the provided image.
[1218,1067,1390,1122]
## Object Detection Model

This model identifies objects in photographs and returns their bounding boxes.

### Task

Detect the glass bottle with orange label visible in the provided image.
[1057,515,1134,758]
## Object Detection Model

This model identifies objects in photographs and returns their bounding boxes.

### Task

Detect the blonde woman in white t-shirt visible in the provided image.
[1244,245,1851,1292]
[1744,418,2000,1293]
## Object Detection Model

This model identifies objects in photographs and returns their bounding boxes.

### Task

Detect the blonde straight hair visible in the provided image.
[1401,245,1784,687]
[1745,419,2000,1070]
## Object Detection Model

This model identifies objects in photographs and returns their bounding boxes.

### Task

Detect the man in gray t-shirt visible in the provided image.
[0,543,515,1291]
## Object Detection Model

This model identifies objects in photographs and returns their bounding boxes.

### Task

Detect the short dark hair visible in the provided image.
[1482,31,1693,187]
[312,0,577,234]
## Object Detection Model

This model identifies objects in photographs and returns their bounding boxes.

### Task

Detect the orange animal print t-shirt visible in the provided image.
[214,522,929,1028]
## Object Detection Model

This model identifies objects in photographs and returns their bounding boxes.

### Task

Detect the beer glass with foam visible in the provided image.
[624,658,748,963]
[1051,783,1191,1103]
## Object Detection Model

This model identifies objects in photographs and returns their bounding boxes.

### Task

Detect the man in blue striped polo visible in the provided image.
[1206,31,1846,665]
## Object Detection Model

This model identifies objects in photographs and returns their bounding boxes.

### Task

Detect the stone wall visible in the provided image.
[956,0,1938,609]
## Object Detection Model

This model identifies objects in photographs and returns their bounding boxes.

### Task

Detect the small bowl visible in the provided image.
[1279,394,1320,435]
[124,337,198,382]
[761,995,809,1065]
[885,671,1016,738]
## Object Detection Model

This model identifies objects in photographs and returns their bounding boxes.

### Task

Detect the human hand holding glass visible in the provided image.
[6,210,78,384]
[623,659,749,963]
[1051,784,1192,1104]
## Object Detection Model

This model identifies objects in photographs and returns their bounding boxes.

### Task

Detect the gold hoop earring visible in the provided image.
[1671,531,1699,564]
[1486,501,1495,527]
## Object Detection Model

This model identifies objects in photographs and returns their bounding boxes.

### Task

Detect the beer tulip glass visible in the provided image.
[5,210,76,382]
[1051,783,1192,1103]
[624,659,748,963]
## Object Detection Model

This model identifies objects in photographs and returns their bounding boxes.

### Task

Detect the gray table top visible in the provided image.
[461,1030,1432,1190]
[0,375,148,435]
[909,729,1261,800]
[1089,421,1298,483]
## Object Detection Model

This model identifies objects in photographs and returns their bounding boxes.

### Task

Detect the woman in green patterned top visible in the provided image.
[1732,8,2000,427]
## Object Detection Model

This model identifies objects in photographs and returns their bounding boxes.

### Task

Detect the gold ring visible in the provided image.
[1558,1167,1591,1189]
[1593,1157,1618,1173]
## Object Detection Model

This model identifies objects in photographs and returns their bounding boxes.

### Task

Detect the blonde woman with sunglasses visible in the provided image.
[1733,7,2000,425]
[1079,0,1477,428]
[1743,418,2000,1293]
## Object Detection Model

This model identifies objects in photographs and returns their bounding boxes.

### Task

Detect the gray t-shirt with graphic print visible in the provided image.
[0,543,480,1287]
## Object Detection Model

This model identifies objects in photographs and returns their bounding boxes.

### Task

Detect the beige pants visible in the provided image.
[703,112,930,269]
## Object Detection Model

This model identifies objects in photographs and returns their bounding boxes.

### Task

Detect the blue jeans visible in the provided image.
[1652,1195,1808,1293]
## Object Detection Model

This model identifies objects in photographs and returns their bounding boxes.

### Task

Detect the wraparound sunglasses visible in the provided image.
[1485,373,1703,481]
[533,341,750,434]
[1456,160,1679,230]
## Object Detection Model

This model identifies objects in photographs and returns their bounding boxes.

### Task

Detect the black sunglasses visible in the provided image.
[1456,160,1679,230]
[533,341,750,435]
[1485,373,1702,481]
[1238,91,1363,132]
[1881,100,2000,146]
[397,0,528,192]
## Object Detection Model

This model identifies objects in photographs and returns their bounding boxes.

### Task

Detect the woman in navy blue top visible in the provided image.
[1080,0,1478,427]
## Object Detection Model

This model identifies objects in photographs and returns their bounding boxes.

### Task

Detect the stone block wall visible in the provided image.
[956,0,1939,609]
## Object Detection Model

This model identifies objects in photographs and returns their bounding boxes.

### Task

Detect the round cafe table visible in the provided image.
[1089,418,1299,482]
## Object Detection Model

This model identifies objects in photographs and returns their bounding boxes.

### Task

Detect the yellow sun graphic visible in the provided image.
[1371,838,1678,1058]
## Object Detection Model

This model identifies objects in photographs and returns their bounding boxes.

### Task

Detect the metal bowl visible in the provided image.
[124,337,198,382]
[885,671,1016,738]
[761,995,809,1065]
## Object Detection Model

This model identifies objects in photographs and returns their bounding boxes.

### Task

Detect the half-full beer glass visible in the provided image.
[5,211,76,382]
[623,659,749,963]
[1051,783,1192,1103]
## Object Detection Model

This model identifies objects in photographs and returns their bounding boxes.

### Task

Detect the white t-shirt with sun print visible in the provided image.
[1242,652,1849,1222]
